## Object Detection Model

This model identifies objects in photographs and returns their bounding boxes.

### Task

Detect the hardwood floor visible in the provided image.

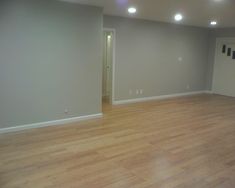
[0,94,235,188]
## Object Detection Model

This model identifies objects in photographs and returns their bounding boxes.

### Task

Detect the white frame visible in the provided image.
[103,28,116,104]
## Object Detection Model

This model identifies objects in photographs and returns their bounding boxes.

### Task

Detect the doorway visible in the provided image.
[212,38,235,97]
[102,29,115,104]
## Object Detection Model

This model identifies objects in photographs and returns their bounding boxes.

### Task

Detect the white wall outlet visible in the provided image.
[64,109,69,114]
[136,90,139,95]
[140,89,143,95]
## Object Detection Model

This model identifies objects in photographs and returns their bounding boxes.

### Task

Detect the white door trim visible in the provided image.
[103,28,116,105]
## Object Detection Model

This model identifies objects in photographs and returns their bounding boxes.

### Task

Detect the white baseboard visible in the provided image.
[0,113,103,134]
[204,90,213,94]
[0,91,213,134]
[113,91,210,105]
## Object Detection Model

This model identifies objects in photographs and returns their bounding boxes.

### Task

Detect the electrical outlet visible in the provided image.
[64,109,69,114]
[140,89,143,95]
[136,90,139,95]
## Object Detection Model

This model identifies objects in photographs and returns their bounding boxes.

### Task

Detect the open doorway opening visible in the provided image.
[102,29,115,104]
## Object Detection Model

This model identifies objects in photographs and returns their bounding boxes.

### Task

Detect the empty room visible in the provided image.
[1,0,235,187]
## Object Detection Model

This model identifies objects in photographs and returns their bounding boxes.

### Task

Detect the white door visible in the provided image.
[212,38,235,97]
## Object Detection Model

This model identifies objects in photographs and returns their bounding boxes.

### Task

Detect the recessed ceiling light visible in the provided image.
[128,7,137,14]
[210,21,217,26]
[107,35,111,39]
[174,14,183,21]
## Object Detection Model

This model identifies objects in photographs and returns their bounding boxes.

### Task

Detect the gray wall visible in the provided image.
[104,16,210,101]
[1,1,233,129]
[206,28,235,90]
[0,0,103,128]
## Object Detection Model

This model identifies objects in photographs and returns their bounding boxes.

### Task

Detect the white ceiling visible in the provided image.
[61,0,235,28]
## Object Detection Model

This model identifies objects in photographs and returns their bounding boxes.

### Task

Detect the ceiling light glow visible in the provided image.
[128,7,137,14]
[210,21,217,25]
[174,14,183,21]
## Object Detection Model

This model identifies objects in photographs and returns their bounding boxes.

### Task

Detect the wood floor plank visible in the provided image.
[0,94,235,188]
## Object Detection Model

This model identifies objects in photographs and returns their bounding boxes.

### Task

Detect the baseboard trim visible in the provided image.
[113,91,209,105]
[0,113,103,134]
[204,90,213,94]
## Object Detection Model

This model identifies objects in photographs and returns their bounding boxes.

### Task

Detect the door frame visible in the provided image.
[103,28,116,104]
[212,37,235,94]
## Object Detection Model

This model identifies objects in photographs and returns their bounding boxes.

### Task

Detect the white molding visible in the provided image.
[103,28,116,105]
[204,90,213,94]
[215,37,235,43]
[0,113,103,134]
[113,91,209,105]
